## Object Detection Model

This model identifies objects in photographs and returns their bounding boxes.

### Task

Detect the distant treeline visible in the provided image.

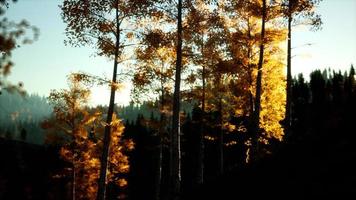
[0,91,192,144]
[1,65,354,146]
[0,91,52,144]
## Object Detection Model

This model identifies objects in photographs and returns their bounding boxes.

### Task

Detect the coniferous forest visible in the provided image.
[1,0,356,200]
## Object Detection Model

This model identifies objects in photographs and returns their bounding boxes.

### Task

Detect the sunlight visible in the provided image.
[1,0,356,199]
[90,83,131,106]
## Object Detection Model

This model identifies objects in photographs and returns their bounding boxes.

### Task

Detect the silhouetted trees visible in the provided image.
[0,90,52,144]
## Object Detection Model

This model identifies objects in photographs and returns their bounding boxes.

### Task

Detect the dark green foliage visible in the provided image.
[0,90,52,144]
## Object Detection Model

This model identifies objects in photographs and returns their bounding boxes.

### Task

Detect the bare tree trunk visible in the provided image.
[171,0,183,198]
[251,0,266,162]
[285,0,292,136]
[155,90,165,200]
[197,44,205,185]
[247,18,254,116]
[155,133,163,200]
[218,92,224,175]
[72,164,76,200]
[97,1,120,199]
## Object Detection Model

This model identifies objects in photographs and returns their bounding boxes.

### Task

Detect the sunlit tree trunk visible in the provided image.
[171,0,183,198]
[251,0,266,162]
[285,0,292,136]
[97,1,120,199]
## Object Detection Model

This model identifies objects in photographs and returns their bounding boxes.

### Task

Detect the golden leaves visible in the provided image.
[44,74,134,199]
[110,81,124,91]
[223,122,236,132]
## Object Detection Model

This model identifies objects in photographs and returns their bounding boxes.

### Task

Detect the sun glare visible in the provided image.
[90,83,132,106]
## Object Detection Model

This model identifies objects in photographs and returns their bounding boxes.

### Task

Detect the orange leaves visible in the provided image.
[81,111,101,126]
[117,179,128,187]
[60,147,73,160]
[44,73,134,199]
[110,81,124,91]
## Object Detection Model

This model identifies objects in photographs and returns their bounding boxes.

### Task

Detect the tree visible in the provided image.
[184,0,226,183]
[0,0,38,95]
[281,0,322,134]
[43,74,133,199]
[61,1,149,199]
[249,0,267,162]
[132,32,176,200]
[220,0,287,162]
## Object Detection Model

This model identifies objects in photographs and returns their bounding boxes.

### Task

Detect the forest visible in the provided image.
[1,0,356,200]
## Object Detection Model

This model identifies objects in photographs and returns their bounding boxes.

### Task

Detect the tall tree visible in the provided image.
[221,0,286,162]
[61,1,150,199]
[171,0,183,197]
[43,74,133,199]
[184,0,226,184]
[249,0,267,162]
[132,33,176,200]
[281,0,322,135]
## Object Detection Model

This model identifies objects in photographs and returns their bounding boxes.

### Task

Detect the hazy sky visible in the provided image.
[5,0,356,106]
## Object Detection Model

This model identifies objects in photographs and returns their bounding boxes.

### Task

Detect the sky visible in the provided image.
[5,0,356,106]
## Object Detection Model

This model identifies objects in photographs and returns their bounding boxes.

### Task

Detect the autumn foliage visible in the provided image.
[43,74,133,199]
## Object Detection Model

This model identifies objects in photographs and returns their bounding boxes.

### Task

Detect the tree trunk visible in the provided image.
[197,43,205,185]
[247,18,254,116]
[96,1,120,199]
[155,90,165,200]
[285,1,292,136]
[155,133,163,200]
[171,0,183,198]
[72,164,76,200]
[251,0,266,162]
[218,92,224,175]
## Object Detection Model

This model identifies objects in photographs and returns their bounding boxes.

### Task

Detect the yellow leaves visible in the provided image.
[110,81,124,91]
[223,122,236,132]
[259,54,286,142]
[237,125,248,133]
[60,147,73,162]
[88,158,100,168]
[125,139,135,151]
[204,135,216,141]
[225,141,237,147]
[45,74,134,199]
[82,111,101,126]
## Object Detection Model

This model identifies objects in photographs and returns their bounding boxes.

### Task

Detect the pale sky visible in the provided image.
[5,0,356,106]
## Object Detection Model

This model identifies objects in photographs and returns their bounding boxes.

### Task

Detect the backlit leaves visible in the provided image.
[43,73,132,199]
